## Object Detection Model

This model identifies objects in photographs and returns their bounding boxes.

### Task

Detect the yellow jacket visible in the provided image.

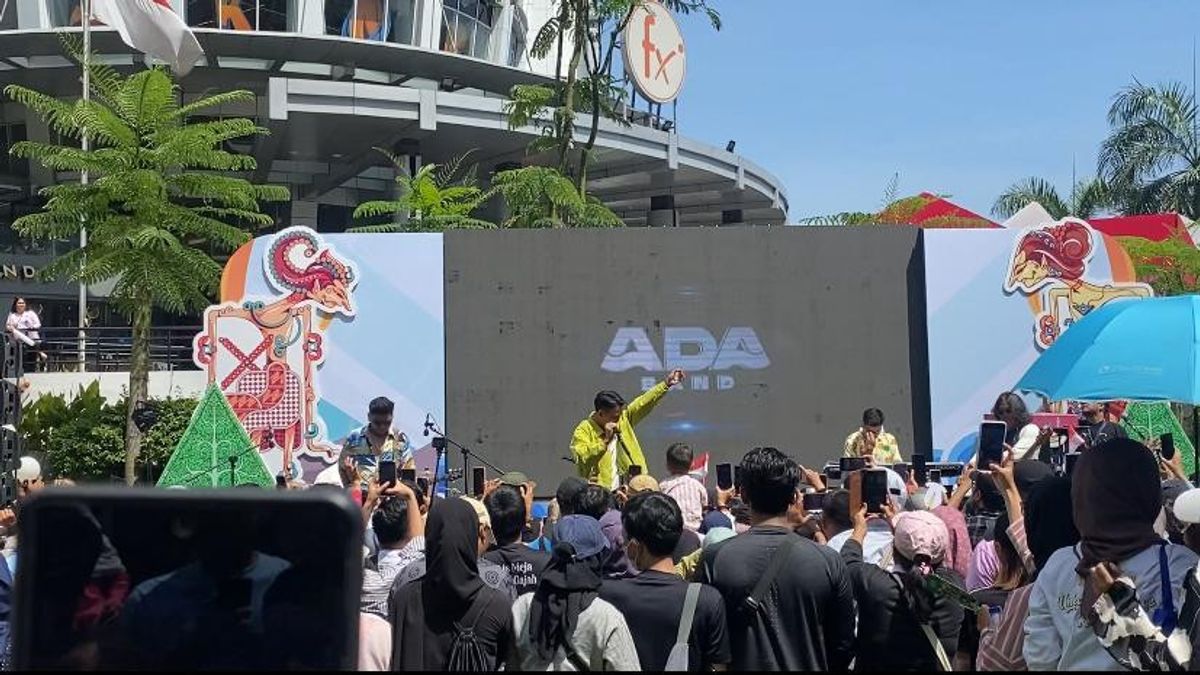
[570,382,669,489]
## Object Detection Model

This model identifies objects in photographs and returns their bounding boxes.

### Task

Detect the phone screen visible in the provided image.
[472,467,486,496]
[978,421,1007,468]
[378,460,397,486]
[912,454,928,486]
[716,463,734,491]
[400,467,417,484]
[1162,433,1177,461]
[14,488,362,670]
[928,468,942,486]
[863,469,888,514]
[802,492,826,512]
[733,465,744,489]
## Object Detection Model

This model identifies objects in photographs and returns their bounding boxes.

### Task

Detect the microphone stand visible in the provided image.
[427,419,506,495]
[177,445,257,487]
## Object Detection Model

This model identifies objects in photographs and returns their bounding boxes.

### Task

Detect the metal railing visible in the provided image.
[26,326,202,373]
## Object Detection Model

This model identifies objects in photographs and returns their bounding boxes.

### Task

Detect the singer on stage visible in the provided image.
[570,369,686,489]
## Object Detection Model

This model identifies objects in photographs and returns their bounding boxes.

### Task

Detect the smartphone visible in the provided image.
[629,464,643,477]
[1065,453,1080,475]
[472,467,486,496]
[716,463,734,491]
[978,420,1008,469]
[14,487,363,670]
[378,460,397,486]
[928,468,942,486]
[400,467,417,484]
[847,470,863,515]
[912,454,928,486]
[417,476,430,495]
[734,465,744,489]
[840,456,867,473]
[862,468,888,515]
[1162,433,1176,461]
[802,492,826,512]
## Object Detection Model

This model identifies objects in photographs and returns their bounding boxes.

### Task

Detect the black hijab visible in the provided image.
[1024,475,1080,575]
[528,539,604,661]
[424,498,485,609]
[1072,438,1163,574]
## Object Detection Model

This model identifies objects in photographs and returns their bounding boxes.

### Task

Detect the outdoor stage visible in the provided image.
[199,212,1150,485]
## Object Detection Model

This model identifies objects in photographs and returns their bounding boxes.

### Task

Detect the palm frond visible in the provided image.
[992,177,1069,219]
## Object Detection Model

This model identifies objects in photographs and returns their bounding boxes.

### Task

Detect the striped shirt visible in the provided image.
[360,537,425,617]
[659,474,707,531]
[976,517,1032,672]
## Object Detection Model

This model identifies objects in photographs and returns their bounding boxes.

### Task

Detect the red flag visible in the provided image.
[91,0,204,75]
[689,452,709,484]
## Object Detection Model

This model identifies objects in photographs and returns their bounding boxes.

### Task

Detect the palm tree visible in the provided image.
[1099,80,1200,218]
[350,150,495,232]
[992,176,1111,220]
[5,60,288,484]
[491,166,623,227]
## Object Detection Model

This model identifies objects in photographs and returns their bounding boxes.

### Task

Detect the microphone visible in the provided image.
[423,413,433,437]
[561,456,576,464]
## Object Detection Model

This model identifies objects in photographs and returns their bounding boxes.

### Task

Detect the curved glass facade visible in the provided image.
[186,0,290,31]
[441,0,494,60]
[324,0,416,44]
[507,7,527,68]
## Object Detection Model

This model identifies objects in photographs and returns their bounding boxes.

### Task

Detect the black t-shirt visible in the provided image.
[1077,418,1128,447]
[700,526,855,671]
[599,570,731,671]
[481,542,550,597]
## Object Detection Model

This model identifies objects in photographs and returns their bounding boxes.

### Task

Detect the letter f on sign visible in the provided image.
[642,14,657,78]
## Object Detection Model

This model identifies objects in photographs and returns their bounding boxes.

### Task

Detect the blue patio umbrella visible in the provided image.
[1015,295,1200,404]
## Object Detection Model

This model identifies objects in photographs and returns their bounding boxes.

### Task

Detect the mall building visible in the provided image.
[0,0,789,324]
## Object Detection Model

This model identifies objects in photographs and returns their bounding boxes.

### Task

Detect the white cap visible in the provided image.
[16,456,40,482]
[1174,487,1200,524]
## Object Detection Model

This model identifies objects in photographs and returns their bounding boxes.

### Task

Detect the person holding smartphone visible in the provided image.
[315,397,415,488]
[570,369,687,490]
[1076,401,1128,448]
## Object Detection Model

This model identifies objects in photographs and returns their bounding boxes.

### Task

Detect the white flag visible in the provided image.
[90,0,205,76]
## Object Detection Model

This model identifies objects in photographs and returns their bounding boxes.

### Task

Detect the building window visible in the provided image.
[325,0,390,41]
[507,7,527,67]
[46,0,86,27]
[441,0,494,60]
[187,0,288,31]
[0,0,17,30]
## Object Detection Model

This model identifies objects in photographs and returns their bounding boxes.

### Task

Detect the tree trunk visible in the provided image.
[555,1,587,174]
[123,301,151,485]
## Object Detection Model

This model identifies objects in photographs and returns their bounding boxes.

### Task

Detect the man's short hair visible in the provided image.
[862,408,885,427]
[574,484,612,519]
[622,492,683,558]
[823,490,852,532]
[738,447,800,516]
[666,443,693,473]
[372,495,410,547]
[368,397,394,416]
[594,391,626,412]
[485,484,526,545]
[556,477,587,516]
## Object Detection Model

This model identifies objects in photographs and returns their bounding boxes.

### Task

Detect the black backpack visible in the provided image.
[446,593,496,671]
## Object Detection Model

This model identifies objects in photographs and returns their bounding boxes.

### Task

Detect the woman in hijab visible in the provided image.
[389,498,513,671]
[841,507,964,671]
[510,515,640,671]
[1023,439,1198,671]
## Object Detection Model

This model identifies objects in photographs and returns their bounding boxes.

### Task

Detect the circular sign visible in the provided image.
[622,0,686,104]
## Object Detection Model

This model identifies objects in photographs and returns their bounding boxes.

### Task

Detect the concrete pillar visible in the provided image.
[646,194,676,228]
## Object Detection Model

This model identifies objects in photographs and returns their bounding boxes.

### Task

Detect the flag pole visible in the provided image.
[77,0,89,373]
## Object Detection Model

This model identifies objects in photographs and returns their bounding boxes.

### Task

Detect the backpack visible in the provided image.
[664,583,703,671]
[446,592,496,671]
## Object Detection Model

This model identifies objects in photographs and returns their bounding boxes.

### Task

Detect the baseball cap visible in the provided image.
[554,515,608,559]
[628,474,659,494]
[892,510,949,564]
[1173,487,1200,524]
[500,471,529,487]
[16,456,41,482]
[530,501,550,520]
[461,497,491,529]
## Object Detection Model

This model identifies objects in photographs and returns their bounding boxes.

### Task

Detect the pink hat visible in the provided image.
[892,511,949,571]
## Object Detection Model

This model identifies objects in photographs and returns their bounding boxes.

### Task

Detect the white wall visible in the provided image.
[23,371,207,403]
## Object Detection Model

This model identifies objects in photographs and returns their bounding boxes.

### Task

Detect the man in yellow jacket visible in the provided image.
[571,369,686,489]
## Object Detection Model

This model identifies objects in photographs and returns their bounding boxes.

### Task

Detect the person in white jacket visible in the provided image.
[1023,438,1198,670]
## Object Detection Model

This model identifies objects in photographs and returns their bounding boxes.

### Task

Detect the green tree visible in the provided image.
[506,0,720,193]
[492,166,623,227]
[1099,81,1200,218]
[350,150,495,232]
[992,176,1111,220]
[5,57,288,484]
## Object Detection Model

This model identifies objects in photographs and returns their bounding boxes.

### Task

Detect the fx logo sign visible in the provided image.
[622,0,686,104]
[601,327,769,392]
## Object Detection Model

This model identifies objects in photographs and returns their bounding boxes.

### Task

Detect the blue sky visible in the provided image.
[674,1,1200,222]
